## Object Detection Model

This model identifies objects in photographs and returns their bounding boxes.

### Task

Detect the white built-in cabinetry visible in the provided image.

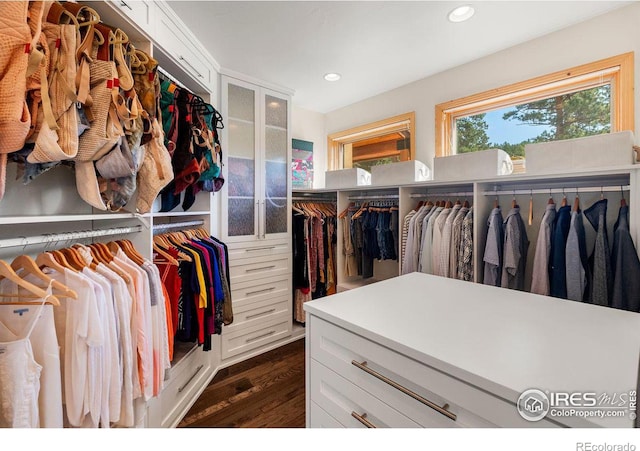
[305,272,640,428]
[219,75,303,366]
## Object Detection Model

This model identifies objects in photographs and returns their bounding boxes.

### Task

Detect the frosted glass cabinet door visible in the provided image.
[263,92,289,236]
[226,81,259,238]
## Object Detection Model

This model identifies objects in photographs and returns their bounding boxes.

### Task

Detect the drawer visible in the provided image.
[109,0,155,32]
[309,401,344,428]
[310,316,558,428]
[226,297,291,331]
[221,315,292,360]
[310,359,421,428]
[158,348,212,428]
[228,239,290,261]
[154,5,214,89]
[229,254,290,284]
[230,276,290,309]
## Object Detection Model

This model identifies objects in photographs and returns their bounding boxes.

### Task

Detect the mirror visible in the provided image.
[327,112,415,172]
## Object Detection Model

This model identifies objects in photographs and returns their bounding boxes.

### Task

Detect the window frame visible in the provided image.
[327,112,415,170]
[435,52,634,157]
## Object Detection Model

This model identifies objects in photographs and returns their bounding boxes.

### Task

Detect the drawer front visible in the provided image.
[310,316,558,428]
[231,276,290,309]
[159,349,211,427]
[309,401,344,428]
[221,316,292,360]
[110,0,154,29]
[155,7,214,88]
[229,254,290,284]
[226,297,291,331]
[228,239,290,262]
[310,359,421,428]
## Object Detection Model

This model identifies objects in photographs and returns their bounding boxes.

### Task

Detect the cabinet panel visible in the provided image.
[310,316,557,428]
[109,0,155,33]
[230,276,290,307]
[227,239,290,261]
[309,401,344,428]
[158,348,212,428]
[226,297,291,331]
[221,315,292,360]
[228,253,290,284]
[310,359,421,428]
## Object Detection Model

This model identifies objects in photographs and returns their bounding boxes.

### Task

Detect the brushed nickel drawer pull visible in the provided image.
[119,0,132,10]
[246,308,276,319]
[246,246,277,252]
[351,411,377,428]
[246,265,276,272]
[178,55,204,79]
[246,330,276,343]
[177,364,204,393]
[351,360,457,421]
[246,287,276,296]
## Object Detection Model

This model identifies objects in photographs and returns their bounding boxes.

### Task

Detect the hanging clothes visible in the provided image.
[400,209,417,272]
[431,205,452,277]
[565,208,590,303]
[501,206,529,291]
[0,293,61,428]
[549,205,570,298]
[449,205,469,279]
[457,207,474,282]
[440,203,461,278]
[483,207,504,287]
[611,204,640,312]
[584,199,612,306]
[419,205,442,274]
[530,204,556,296]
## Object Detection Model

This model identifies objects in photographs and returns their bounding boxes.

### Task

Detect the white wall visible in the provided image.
[292,105,327,189]
[321,2,640,185]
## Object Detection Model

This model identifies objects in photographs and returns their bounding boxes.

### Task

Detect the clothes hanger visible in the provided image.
[36,252,69,275]
[117,240,146,266]
[620,185,627,207]
[50,249,79,273]
[573,191,581,212]
[511,190,518,209]
[528,189,533,225]
[561,188,567,207]
[463,199,470,208]
[152,241,179,266]
[548,188,555,205]
[0,260,61,306]
[60,247,87,271]
[10,255,78,300]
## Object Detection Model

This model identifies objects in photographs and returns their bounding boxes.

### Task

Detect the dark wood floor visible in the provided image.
[178,338,306,428]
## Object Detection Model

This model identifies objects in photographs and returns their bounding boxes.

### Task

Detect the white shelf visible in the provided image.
[0,213,145,225]
[151,211,210,218]
[337,278,382,292]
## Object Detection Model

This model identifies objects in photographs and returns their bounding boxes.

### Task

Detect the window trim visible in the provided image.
[327,112,415,170]
[435,52,634,157]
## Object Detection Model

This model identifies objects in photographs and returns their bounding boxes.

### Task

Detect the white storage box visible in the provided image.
[370,160,431,186]
[433,149,513,181]
[325,168,371,189]
[525,131,636,175]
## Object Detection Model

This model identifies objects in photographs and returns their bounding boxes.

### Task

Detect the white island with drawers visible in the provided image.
[304,272,640,428]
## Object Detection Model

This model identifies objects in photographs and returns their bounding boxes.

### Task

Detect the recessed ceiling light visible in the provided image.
[448,5,475,23]
[324,73,341,82]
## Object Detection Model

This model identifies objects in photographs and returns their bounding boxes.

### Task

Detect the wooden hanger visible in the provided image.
[0,260,60,306]
[10,255,78,300]
[463,199,470,208]
[60,247,87,271]
[445,200,453,209]
[50,249,79,273]
[561,193,568,207]
[573,195,580,212]
[36,252,68,275]
[117,240,145,266]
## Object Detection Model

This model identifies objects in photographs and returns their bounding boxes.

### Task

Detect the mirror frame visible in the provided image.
[327,112,416,170]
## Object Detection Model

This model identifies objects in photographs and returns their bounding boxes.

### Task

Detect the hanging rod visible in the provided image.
[482,185,630,197]
[0,226,142,249]
[292,197,336,202]
[157,66,188,91]
[348,194,399,201]
[153,220,205,234]
[410,191,474,198]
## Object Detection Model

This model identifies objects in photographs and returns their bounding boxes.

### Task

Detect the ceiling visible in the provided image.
[168,1,631,114]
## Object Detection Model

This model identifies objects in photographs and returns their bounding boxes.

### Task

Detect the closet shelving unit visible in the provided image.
[301,164,639,297]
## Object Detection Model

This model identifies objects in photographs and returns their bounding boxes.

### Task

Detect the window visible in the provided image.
[327,112,415,171]
[436,53,634,171]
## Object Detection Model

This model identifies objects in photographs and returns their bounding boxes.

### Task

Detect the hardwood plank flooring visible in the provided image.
[178,338,306,428]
